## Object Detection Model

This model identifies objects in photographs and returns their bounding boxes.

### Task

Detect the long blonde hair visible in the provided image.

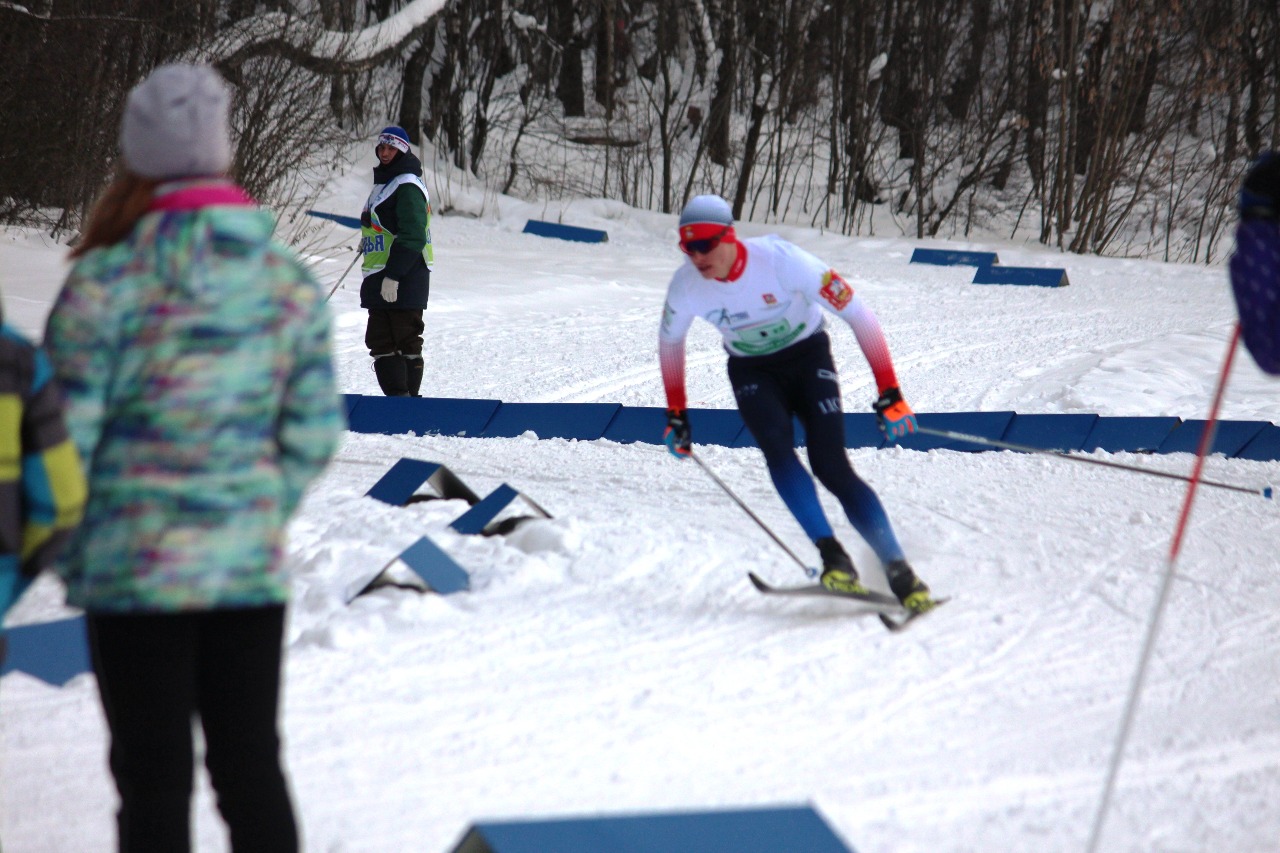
[70,172,160,259]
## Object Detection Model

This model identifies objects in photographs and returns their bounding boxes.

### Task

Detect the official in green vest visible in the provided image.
[360,125,434,396]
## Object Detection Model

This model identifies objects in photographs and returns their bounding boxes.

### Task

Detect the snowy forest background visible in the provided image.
[0,0,1278,263]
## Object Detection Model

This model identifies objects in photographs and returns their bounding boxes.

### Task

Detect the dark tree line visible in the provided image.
[1,0,1276,261]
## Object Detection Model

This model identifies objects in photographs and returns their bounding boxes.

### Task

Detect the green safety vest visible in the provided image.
[360,173,434,275]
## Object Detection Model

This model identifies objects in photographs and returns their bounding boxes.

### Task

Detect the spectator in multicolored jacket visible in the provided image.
[0,298,87,658]
[43,63,343,853]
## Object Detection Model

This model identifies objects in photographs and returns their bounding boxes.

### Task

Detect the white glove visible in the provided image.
[380,277,399,302]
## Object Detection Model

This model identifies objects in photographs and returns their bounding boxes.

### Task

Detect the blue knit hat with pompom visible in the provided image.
[376,126,411,154]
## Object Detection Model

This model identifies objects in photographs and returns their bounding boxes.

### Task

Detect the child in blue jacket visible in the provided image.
[0,299,86,657]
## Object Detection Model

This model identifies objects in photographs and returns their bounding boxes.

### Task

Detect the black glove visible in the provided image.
[663,409,692,458]
[360,209,372,228]
[1240,151,1280,221]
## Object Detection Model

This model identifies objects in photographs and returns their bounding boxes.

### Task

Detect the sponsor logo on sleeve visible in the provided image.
[819,270,853,310]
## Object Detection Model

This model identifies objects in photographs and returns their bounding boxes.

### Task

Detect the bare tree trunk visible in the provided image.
[1073,17,1109,177]
[550,0,586,116]
[428,0,466,168]
[1024,0,1049,193]
[943,0,992,121]
[595,0,616,118]
[879,0,920,162]
[399,28,433,144]
[707,0,736,167]
[468,5,511,174]
[318,0,358,126]
[845,0,883,212]
[991,0,1028,191]
[733,77,769,219]
[1127,44,1160,134]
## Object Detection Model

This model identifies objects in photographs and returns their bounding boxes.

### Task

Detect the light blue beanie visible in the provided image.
[679,195,733,227]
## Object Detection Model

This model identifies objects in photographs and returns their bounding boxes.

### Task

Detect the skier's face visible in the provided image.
[376,144,399,165]
[682,231,735,279]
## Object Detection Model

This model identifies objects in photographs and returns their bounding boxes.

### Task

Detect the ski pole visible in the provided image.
[910,424,1270,498]
[325,248,361,302]
[689,450,816,578]
[1085,324,1241,853]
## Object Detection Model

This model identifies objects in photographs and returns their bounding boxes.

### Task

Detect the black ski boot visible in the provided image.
[372,353,409,396]
[886,560,935,614]
[817,537,868,594]
[405,354,424,397]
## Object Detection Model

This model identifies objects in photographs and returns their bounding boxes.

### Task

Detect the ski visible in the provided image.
[877,597,950,632]
[747,572,902,610]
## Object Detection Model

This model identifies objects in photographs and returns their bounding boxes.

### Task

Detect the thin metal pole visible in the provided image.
[326,249,362,302]
[689,450,815,577]
[1085,324,1241,853]
[911,425,1267,498]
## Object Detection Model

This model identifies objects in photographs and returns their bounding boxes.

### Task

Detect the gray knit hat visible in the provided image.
[679,194,734,227]
[120,63,233,180]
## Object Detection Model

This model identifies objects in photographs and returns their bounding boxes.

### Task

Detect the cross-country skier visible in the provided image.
[657,194,935,613]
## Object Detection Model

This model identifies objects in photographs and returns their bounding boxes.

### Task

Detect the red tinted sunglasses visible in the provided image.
[680,226,730,255]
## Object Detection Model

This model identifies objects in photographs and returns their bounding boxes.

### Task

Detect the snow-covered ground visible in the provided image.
[3,156,1280,853]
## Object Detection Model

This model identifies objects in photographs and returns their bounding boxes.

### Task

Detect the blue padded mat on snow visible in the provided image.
[450,805,855,853]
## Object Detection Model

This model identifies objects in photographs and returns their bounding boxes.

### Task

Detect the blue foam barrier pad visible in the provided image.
[367,459,443,505]
[1157,419,1269,457]
[450,484,521,535]
[451,805,855,853]
[480,402,621,440]
[1002,413,1099,451]
[730,415,810,449]
[397,537,470,594]
[673,407,746,447]
[1235,423,1280,461]
[346,395,501,437]
[898,411,1017,452]
[600,404,748,449]
[522,219,609,243]
[0,566,32,621]
[366,459,480,506]
[841,413,887,449]
[972,265,1069,287]
[306,209,362,229]
[343,393,362,417]
[1081,416,1182,453]
[0,616,90,687]
[601,406,667,445]
[910,248,1000,267]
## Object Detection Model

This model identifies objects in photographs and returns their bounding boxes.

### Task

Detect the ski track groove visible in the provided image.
[536,347,725,404]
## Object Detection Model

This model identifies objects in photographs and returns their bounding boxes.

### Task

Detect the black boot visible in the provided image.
[817,537,867,593]
[404,354,424,397]
[372,354,409,396]
[886,559,934,613]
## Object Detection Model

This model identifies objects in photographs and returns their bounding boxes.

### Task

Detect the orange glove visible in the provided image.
[873,386,917,439]
[663,409,692,458]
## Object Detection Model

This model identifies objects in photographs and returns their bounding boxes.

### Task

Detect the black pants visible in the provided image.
[87,606,298,853]
[728,331,905,562]
[365,308,425,357]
